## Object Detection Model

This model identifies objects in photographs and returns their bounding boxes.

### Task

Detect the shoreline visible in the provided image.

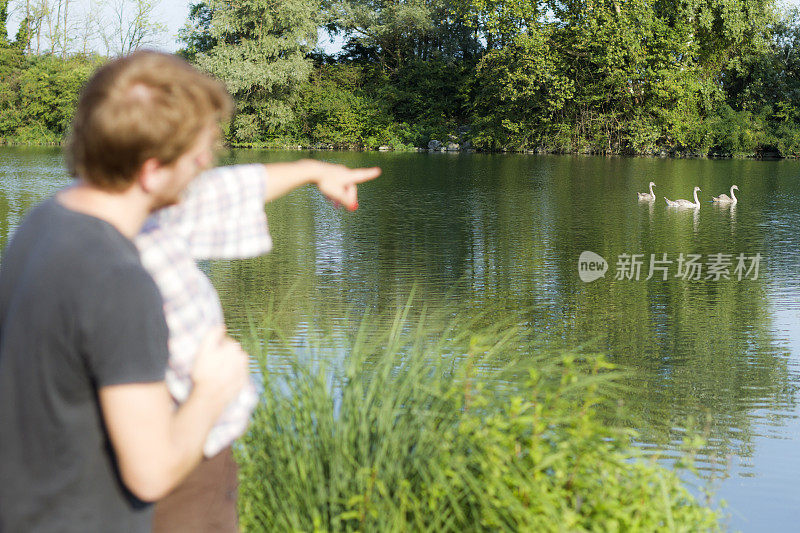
[1,140,795,160]
[231,144,798,160]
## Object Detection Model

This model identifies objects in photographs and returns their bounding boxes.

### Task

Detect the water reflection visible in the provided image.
[0,148,70,241]
[1,148,799,530]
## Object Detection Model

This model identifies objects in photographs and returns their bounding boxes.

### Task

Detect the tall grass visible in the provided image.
[237,307,721,532]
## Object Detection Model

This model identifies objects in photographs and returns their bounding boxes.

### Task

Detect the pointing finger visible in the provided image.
[346,167,381,183]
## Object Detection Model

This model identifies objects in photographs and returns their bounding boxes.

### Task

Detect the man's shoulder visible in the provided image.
[14,198,140,266]
[2,197,158,312]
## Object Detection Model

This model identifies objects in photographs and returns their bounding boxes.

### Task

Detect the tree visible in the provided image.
[13,12,30,51]
[75,0,100,56]
[1,0,9,43]
[333,0,479,68]
[333,0,432,68]
[99,0,166,56]
[463,0,776,154]
[25,0,49,54]
[470,30,574,150]
[192,0,318,143]
[177,2,214,62]
[459,0,541,50]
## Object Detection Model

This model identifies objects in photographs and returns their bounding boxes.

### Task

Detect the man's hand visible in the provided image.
[99,327,251,502]
[191,326,250,410]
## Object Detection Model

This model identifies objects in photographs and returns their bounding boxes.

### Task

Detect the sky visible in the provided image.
[5,0,344,54]
[5,0,800,55]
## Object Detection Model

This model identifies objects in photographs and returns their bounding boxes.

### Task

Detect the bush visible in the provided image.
[237,311,721,532]
[0,53,98,145]
[299,65,398,149]
[470,33,574,151]
[770,121,800,157]
[708,105,770,157]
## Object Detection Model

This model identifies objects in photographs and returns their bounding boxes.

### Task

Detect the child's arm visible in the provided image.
[262,159,381,209]
[142,160,381,261]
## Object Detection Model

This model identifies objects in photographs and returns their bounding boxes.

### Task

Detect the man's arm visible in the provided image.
[99,328,248,501]
[262,159,381,209]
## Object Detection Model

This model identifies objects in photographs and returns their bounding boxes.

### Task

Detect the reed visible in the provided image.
[237,308,721,532]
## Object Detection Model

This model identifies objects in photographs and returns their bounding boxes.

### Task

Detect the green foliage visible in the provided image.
[335,0,433,68]
[0,0,797,156]
[238,310,721,531]
[13,16,31,53]
[708,104,770,156]
[769,120,800,157]
[0,51,97,145]
[470,31,573,150]
[381,57,471,127]
[299,64,399,148]
[460,0,541,48]
[456,0,779,155]
[719,8,800,156]
[287,60,466,150]
[177,3,216,63]
[0,0,8,44]
[333,0,479,69]
[193,0,318,143]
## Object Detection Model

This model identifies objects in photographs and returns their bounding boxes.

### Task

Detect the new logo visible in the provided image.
[578,251,608,282]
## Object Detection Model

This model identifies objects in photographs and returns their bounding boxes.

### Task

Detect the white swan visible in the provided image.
[637,181,656,201]
[665,186,701,208]
[712,185,738,205]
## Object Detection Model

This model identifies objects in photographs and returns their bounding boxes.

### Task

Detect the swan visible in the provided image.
[712,185,738,205]
[637,181,656,201]
[665,186,701,208]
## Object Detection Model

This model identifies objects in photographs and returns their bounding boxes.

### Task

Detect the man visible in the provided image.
[0,50,251,533]
[0,51,378,532]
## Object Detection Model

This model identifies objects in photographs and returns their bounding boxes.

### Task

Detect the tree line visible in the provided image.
[3,0,800,156]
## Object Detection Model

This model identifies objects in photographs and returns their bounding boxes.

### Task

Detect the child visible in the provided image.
[135,158,379,531]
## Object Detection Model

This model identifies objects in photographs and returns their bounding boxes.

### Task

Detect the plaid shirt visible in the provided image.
[135,164,272,457]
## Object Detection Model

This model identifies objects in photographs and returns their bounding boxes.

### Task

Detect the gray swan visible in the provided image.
[638,181,656,201]
[712,185,739,205]
[665,186,701,208]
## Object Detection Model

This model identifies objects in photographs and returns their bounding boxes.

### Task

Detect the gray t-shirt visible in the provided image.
[0,198,169,532]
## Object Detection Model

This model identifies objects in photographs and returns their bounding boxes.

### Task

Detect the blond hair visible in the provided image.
[67,51,233,190]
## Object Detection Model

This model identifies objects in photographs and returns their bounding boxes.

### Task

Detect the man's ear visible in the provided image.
[137,158,168,194]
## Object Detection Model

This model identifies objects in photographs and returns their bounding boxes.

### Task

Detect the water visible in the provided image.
[2,147,799,531]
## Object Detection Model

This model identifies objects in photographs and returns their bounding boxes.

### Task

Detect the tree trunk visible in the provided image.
[63,0,69,57]
[0,0,8,43]
[26,0,31,53]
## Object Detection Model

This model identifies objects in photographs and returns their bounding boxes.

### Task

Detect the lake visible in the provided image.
[2,147,799,531]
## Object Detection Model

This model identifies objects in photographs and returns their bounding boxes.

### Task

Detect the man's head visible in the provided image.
[67,51,233,192]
